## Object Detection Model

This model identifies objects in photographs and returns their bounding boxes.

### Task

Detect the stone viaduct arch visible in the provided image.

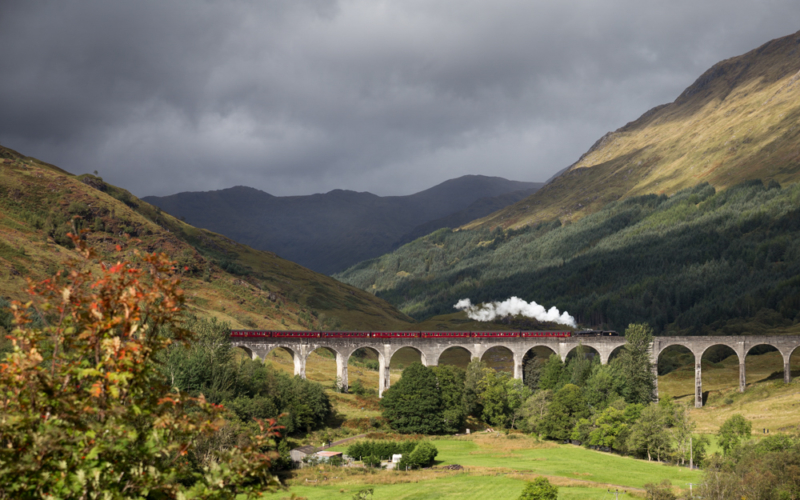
[231,335,800,404]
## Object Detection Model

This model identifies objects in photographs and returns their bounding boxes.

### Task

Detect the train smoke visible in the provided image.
[454,297,577,327]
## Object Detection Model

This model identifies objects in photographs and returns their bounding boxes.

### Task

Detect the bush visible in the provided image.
[644,480,676,500]
[408,441,438,467]
[346,440,417,460]
[362,455,382,468]
[518,477,558,500]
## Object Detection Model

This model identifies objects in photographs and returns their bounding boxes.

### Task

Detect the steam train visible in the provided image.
[229,329,618,339]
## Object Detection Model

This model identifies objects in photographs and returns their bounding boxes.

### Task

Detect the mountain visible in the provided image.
[466,29,800,231]
[143,176,541,275]
[0,144,413,332]
[335,31,800,335]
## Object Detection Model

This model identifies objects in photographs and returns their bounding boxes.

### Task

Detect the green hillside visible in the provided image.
[337,179,800,334]
[468,29,800,231]
[0,144,413,331]
[336,31,800,334]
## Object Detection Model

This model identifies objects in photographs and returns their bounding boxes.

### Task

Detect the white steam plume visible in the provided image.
[454,297,577,327]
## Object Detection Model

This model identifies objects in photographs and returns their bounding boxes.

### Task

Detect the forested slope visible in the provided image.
[337,180,800,335]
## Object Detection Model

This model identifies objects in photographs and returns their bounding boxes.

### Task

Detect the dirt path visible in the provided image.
[315,433,368,452]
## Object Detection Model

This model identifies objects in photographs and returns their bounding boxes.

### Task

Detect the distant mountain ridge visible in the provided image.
[144,176,541,274]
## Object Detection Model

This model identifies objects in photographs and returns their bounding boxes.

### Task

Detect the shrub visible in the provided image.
[644,480,676,500]
[408,441,438,467]
[518,477,558,500]
[0,232,282,498]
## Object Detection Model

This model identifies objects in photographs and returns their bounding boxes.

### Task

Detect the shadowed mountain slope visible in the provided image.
[143,176,541,275]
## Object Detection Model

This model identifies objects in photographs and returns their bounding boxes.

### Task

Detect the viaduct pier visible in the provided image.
[231,335,800,408]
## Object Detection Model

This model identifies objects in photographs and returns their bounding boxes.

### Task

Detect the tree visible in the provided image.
[540,384,588,440]
[539,354,565,391]
[523,356,547,391]
[516,390,552,436]
[616,323,656,405]
[0,232,281,498]
[627,404,672,461]
[463,358,489,417]
[380,362,446,434]
[586,401,641,450]
[567,344,592,387]
[432,365,466,433]
[718,414,752,454]
[518,477,558,499]
[583,362,623,410]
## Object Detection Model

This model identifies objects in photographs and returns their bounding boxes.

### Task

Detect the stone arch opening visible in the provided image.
[347,346,383,397]
[265,346,296,371]
[744,344,782,387]
[437,346,473,369]
[390,346,425,371]
[565,344,600,362]
[481,346,514,374]
[265,346,306,378]
[521,345,557,390]
[656,344,695,401]
[608,345,626,364]
[304,346,339,383]
[233,345,255,361]
[563,344,600,387]
[700,344,739,405]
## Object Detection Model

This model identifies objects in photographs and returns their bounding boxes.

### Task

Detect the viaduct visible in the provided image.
[230,335,800,408]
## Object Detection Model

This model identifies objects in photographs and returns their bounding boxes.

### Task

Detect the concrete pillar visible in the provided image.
[650,346,659,402]
[695,354,703,409]
[513,354,523,381]
[336,351,348,393]
[558,342,569,362]
[378,355,390,398]
[785,353,792,384]
[294,347,307,379]
[739,358,746,393]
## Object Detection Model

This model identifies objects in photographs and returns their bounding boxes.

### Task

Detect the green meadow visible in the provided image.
[269,434,701,499]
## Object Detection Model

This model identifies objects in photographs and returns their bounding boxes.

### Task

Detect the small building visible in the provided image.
[289,445,317,466]
[315,450,343,463]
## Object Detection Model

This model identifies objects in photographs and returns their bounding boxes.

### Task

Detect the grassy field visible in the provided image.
[272,475,639,500]
[268,434,701,499]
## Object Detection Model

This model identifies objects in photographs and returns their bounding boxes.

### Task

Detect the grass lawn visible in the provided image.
[292,434,699,499]
[269,474,640,499]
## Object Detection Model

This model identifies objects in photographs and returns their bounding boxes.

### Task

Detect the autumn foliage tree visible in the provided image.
[0,230,282,499]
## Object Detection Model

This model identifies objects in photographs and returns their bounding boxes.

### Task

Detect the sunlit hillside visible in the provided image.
[0,144,413,331]
[470,30,800,231]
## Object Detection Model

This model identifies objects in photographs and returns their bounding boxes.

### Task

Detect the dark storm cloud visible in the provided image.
[1,0,798,197]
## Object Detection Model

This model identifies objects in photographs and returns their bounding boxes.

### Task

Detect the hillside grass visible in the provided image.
[469,30,800,231]
[0,144,414,333]
[659,350,800,433]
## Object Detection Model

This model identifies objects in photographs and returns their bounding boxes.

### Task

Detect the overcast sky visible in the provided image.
[1,1,798,198]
